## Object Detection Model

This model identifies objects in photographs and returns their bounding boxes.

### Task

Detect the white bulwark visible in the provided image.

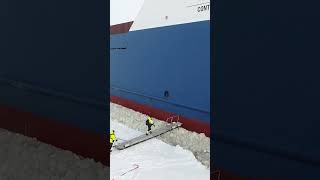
[111,0,210,31]
[131,0,210,31]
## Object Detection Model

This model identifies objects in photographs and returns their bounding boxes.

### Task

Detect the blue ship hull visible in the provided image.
[0,0,108,165]
[110,20,210,134]
[214,0,320,178]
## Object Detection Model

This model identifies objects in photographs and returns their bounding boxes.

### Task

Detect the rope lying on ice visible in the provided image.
[120,164,139,176]
[112,164,139,180]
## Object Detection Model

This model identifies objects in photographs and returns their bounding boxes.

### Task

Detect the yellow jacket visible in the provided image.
[147,116,154,125]
[110,132,116,143]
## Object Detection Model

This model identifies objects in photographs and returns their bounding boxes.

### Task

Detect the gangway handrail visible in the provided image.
[166,115,180,124]
[114,116,182,150]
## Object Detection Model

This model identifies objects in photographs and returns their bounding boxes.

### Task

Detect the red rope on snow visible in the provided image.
[121,164,139,176]
[112,164,140,180]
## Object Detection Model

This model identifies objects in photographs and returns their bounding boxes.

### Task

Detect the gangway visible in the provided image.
[114,115,182,150]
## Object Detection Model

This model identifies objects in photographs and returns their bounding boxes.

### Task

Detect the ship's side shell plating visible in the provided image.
[110,0,211,136]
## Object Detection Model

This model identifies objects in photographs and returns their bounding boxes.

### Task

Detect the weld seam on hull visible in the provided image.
[215,133,320,167]
[0,76,108,110]
[111,86,209,114]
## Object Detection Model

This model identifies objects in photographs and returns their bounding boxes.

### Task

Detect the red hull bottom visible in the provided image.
[110,96,210,137]
[0,104,107,166]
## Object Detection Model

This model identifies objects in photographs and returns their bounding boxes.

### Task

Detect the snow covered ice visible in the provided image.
[0,128,107,180]
[111,115,210,180]
[110,103,210,168]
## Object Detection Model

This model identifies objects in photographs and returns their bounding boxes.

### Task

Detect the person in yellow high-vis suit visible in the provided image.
[110,130,117,152]
[146,116,155,135]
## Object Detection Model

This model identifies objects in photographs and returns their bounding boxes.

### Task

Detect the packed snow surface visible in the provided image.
[110,120,210,180]
[110,102,210,168]
[0,128,107,180]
